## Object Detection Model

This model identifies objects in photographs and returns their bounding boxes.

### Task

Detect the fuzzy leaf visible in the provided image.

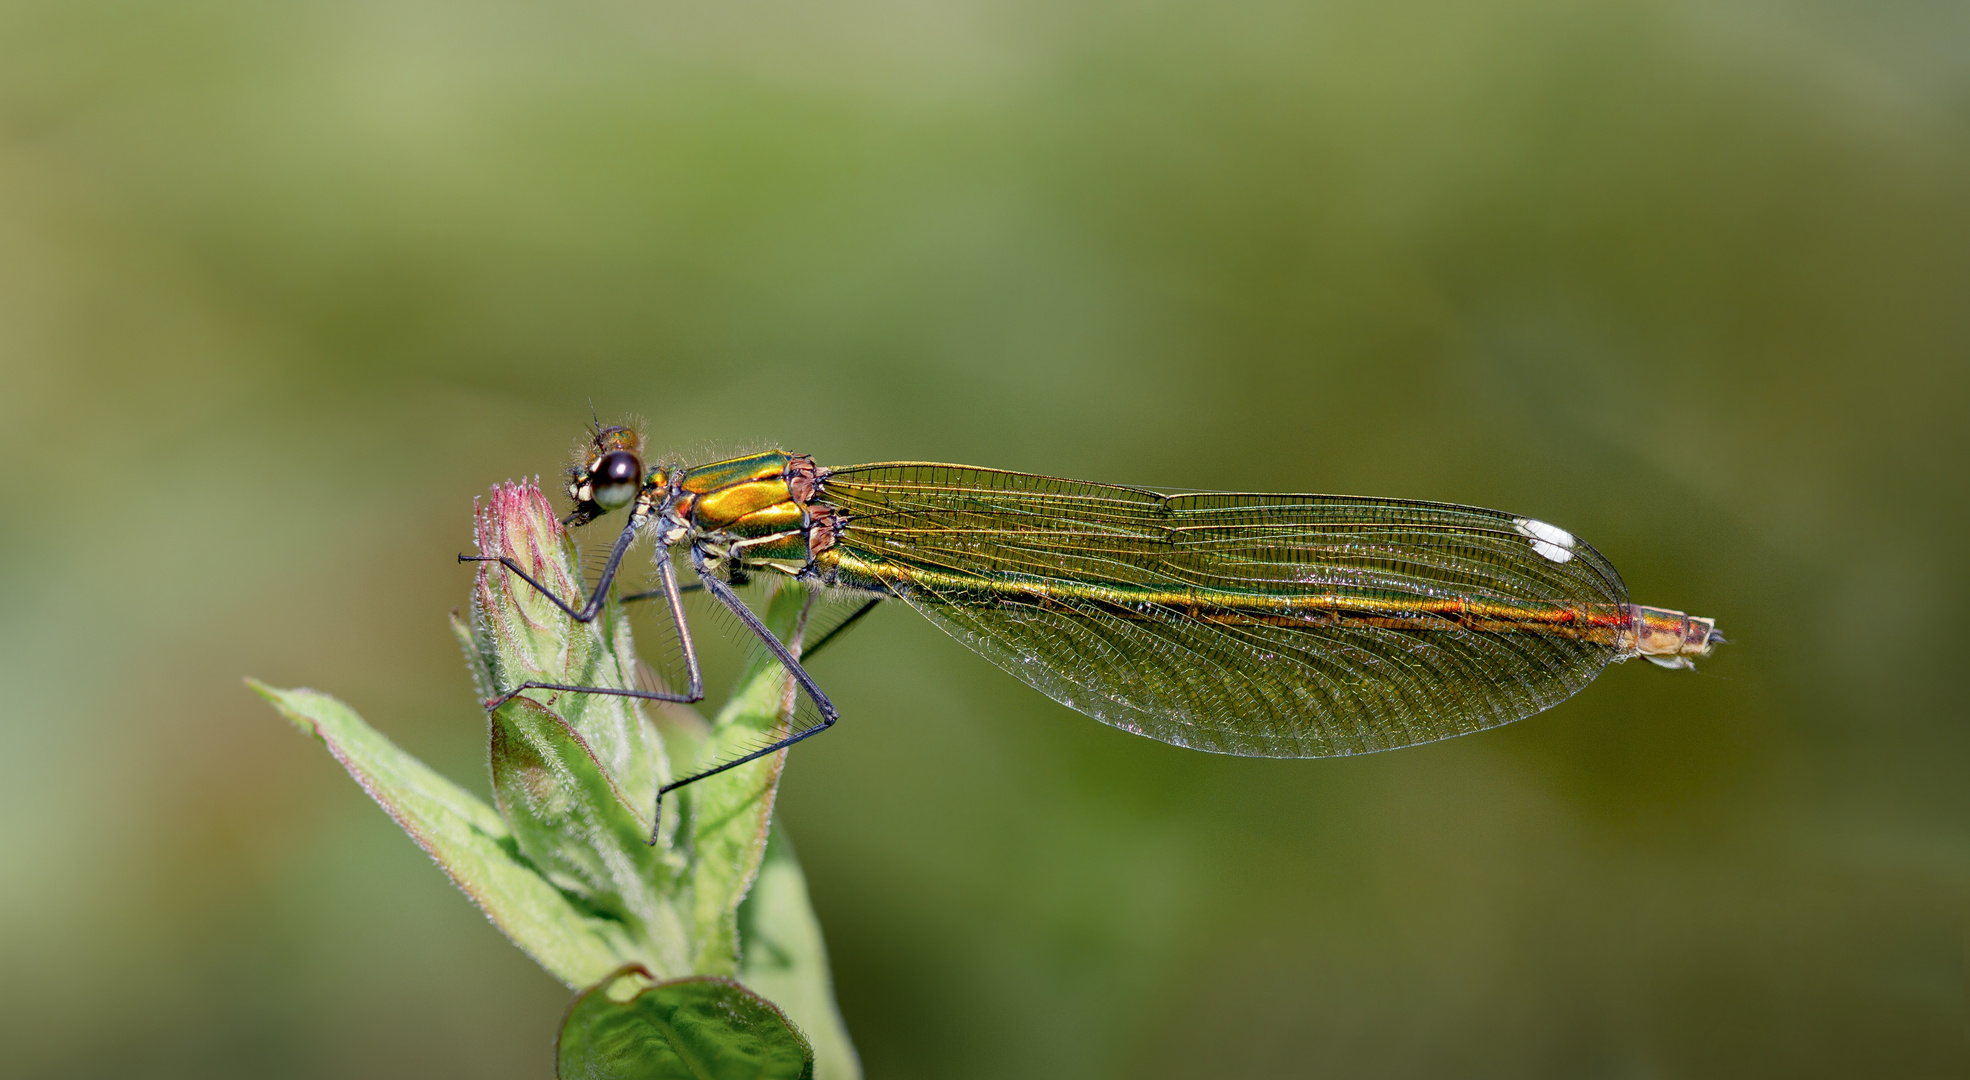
[248,681,642,987]
[490,696,691,975]
[557,966,813,1080]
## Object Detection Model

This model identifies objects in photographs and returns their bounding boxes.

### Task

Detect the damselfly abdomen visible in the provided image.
[466,427,1722,823]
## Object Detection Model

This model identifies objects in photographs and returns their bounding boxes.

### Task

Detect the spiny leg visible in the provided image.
[467,522,867,844]
[649,548,845,824]
[802,597,881,659]
[623,584,879,662]
[479,543,706,714]
[458,505,645,625]
[620,581,703,604]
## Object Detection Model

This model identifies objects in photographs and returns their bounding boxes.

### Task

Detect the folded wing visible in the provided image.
[817,464,1631,758]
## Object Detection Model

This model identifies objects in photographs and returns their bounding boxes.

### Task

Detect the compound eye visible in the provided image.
[597,450,641,485]
[592,450,643,510]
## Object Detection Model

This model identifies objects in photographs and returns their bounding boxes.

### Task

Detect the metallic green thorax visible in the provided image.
[664,451,818,578]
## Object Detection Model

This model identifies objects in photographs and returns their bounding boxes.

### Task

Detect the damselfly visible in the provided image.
[465,426,1722,824]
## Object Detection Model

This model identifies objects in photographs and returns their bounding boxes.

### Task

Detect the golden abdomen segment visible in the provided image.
[1623,605,1722,669]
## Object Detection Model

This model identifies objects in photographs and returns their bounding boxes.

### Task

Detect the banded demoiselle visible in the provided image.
[465,426,1722,834]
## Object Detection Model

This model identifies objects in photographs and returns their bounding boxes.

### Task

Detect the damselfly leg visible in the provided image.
[621,582,880,659]
[799,597,882,658]
[464,537,706,715]
[457,499,648,625]
[465,519,868,844]
[636,546,841,803]
[621,581,703,603]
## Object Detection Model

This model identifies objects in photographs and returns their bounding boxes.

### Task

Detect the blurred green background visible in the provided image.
[3,0,1965,1076]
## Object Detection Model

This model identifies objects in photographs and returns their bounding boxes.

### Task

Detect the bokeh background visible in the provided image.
[3,0,1966,1076]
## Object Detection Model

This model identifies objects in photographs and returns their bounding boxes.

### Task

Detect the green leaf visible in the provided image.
[738,824,860,1080]
[557,965,813,1080]
[247,681,643,988]
[490,696,691,975]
